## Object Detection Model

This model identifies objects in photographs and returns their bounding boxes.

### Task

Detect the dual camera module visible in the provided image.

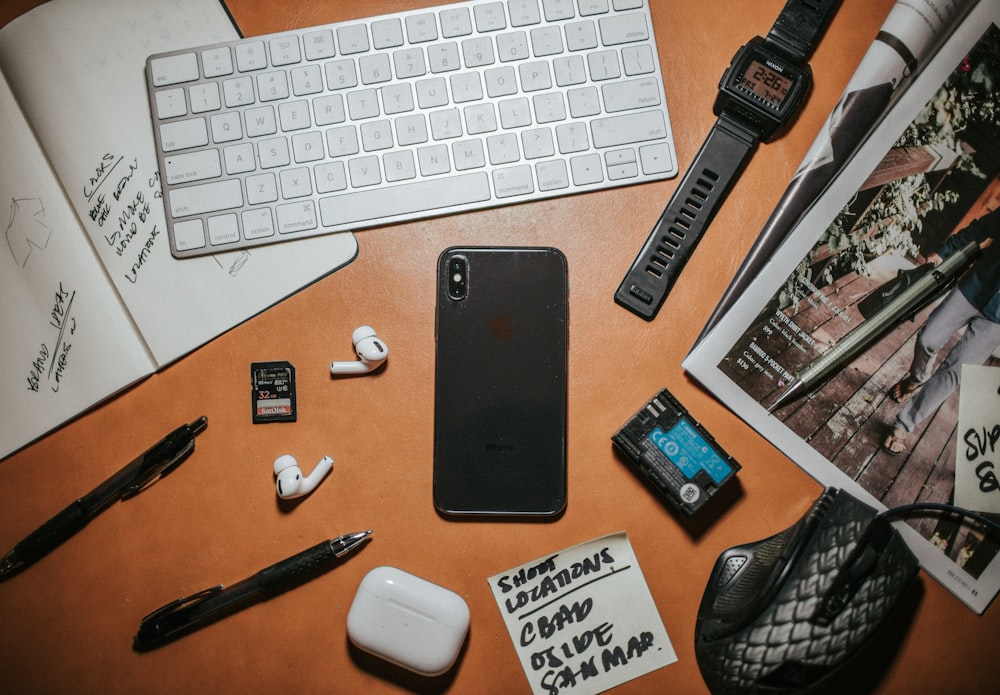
[447,255,468,301]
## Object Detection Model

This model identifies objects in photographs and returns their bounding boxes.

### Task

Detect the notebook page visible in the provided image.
[0,69,153,458]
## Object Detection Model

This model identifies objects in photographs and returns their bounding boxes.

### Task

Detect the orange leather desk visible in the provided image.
[3,1,998,693]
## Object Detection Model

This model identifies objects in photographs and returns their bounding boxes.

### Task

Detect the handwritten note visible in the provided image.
[955,364,1000,513]
[488,532,676,695]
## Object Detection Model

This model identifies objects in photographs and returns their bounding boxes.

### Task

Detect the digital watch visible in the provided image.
[615,0,841,320]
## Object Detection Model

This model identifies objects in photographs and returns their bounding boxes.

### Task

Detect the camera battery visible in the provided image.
[251,361,297,423]
[612,388,740,516]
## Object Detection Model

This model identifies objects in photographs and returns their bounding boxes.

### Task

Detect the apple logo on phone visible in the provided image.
[490,315,513,339]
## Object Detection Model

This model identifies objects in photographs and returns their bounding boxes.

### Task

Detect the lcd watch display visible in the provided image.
[736,59,792,109]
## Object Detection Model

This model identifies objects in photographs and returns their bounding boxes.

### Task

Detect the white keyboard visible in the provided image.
[145,0,677,258]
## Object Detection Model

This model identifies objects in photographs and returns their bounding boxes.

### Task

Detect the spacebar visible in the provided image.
[319,173,492,227]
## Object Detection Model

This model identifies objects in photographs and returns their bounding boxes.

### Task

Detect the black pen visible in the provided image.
[0,417,208,582]
[133,530,372,651]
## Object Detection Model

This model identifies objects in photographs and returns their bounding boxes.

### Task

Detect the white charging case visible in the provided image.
[346,566,470,676]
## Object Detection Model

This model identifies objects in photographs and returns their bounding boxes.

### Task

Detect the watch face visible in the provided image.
[715,38,811,140]
[736,58,793,111]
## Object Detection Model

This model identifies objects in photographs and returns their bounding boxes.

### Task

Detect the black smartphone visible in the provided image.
[433,246,568,517]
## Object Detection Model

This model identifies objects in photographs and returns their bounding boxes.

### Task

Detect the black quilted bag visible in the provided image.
[694,489,919,694]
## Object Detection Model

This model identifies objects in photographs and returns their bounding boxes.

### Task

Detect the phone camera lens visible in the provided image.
[448,256,467,300]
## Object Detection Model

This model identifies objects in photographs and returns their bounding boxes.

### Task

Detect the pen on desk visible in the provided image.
[767,241,980,412]
[0,416,208,582]
[133,530,373,652]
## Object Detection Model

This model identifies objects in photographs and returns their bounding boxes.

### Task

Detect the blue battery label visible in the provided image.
[649,420,732,484]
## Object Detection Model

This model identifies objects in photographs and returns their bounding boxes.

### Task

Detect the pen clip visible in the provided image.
[121,439,195,500]
[139,585,224,625]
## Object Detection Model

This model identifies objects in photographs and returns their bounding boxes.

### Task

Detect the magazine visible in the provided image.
[0,0,359,460]
[684,0,1000,613]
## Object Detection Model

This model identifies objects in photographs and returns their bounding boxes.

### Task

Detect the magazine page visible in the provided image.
[684,1,1000,613]
[0,69,154,459]
[0,0,358,366]
[700,0,979,341]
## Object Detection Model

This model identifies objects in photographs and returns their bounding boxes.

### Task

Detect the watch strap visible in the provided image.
[766,0,842,63]
[615,115,760,320]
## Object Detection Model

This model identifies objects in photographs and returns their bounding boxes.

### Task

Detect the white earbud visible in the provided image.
[273,454,333,500]
[330,325,389,376]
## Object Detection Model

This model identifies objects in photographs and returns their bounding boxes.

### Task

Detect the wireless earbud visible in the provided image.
[330,325,389,376]
[273,454,333,500]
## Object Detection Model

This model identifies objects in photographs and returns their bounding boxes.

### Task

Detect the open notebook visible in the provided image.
[0,0,358,459]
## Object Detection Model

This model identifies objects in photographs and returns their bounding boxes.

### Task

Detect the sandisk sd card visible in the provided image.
[251,361,296,423]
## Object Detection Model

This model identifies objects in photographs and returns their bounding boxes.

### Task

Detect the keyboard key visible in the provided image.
[405,14,438,43]
[542,0,576,22]
[235,41,268,71]
[291,131,324,162]
[315,161,348,192]
[360,54,392,84]
[277,201,318,233]
[337,24,370,54]
[598,13,649,45]
[150,53,199,86]
[395,114,429,145]
[493,164,534,197]
[439,7,473,37]
[208,214,241,244]
[243,208,276,239]
[259,137,291,168]
[246,106,277,137]
[536,159,569,190]
[430,109,463,139]
[349,156,382,187]
[518,61,552,91]
[487,133,520,164]
[160,118,208,151]
[474,3,507,32]
[280,167,313,197]
[224,143,256,174]
[418,144,452,175]
[639,142,675,175]
[326,60,359,89]
[257,72,290,101]
[393,48,427,79]
[509,0,542,27]
[570,153,603,185]
[303,29,336,60]
[189,83,222,113]
[169,179,243,217]
[602,76,660,112]
[247,173,278,204]
[319,173,491,226]
[173,219,206,250]
[591,110,667,148]
[384,150,418,181]
[372,18,404,49]
[202,47,234,77]
[223,77,255,107]
[269,36,302,66]
[164,150,222,184]
[578,0,610,17]
[212,112,243,143]
[155,88,186,119]
[429,43,461,73]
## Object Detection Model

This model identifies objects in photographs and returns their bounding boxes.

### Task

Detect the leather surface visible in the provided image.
[2,1,999,694]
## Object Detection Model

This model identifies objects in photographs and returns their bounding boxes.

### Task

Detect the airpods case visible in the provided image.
[346,566,470,676]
